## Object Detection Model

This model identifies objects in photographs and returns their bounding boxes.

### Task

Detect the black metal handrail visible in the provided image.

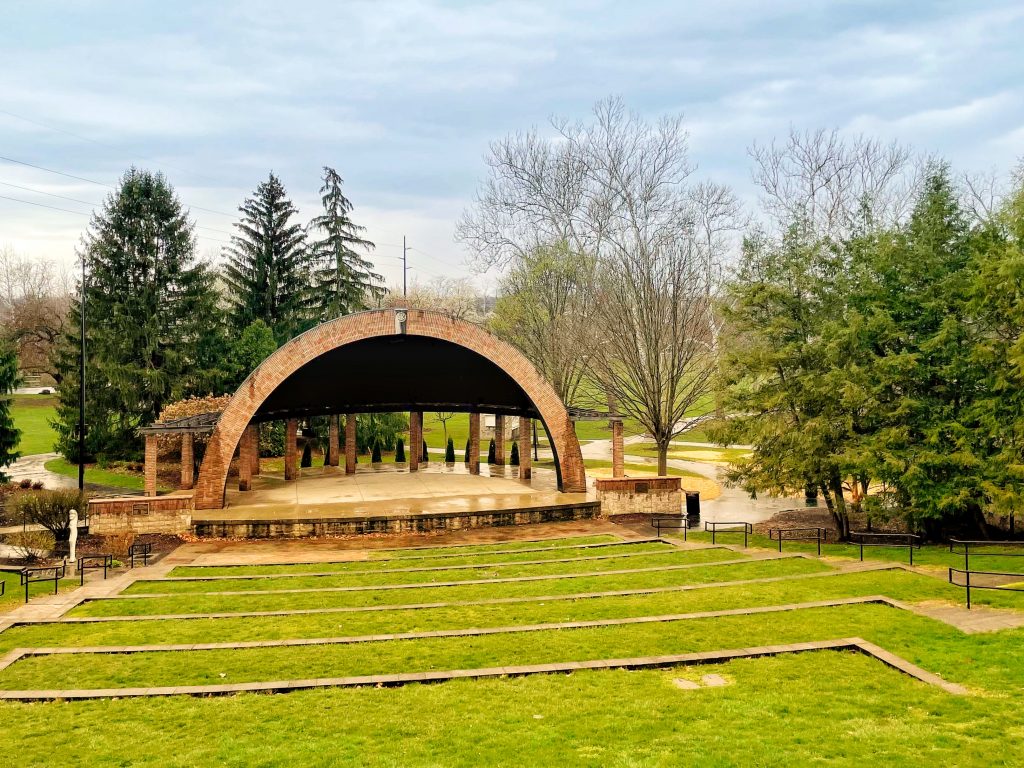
[19,562,66,603]
[948,566,1024,609]
[129,541,153,568]
[77,554,113,586]
[705,521,752,548]
[948,539,1024,572]
[769,527,829,555]
[850,531,922,566]
[651,515,688,541]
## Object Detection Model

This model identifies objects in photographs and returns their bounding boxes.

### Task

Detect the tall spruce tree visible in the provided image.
[223,173,310,342]
[310,167,382,319]
[54,168,219,460]
[0,343,21,479]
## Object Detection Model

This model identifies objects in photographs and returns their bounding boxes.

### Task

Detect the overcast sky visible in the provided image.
[2,0,1022,290]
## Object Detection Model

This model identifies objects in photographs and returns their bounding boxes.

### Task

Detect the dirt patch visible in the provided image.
[752,506,911,537]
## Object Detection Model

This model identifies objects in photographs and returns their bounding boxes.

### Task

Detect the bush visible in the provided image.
[422,439,429,464]
[31,480,44,491]
[371,441,382,463]
[395,438,406,463]
[445,437,456,463]
[4,529,55,562]
[487,438,497,464]
[18,478,30,489]
[464,439,471,463]
[510,441,520,466]
[300,441,313,468]
[10,489,87,542]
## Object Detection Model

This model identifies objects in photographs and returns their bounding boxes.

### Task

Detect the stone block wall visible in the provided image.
[594,476,682,516]
[88,495,193,535]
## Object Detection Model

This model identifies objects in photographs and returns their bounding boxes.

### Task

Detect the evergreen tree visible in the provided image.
[445,437,455,463]
[54,168,219,460]
[510,440,520,466]
[0,344,21,480]
[487,438,497,464]
[300,441,313,468]
[422,439,429,464]
[371,440,382,463]
[223,173,310,343]
[395,437,406,463]
[310,167,382,320]
[464,439,471,463]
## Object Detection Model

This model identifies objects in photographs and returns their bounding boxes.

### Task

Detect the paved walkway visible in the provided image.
[4,453,127,495]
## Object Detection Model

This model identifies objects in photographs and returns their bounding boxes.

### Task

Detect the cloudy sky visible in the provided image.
[2,0,1022,289]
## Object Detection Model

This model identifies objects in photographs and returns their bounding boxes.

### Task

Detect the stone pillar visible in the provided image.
[144,434,158,497]
[469,412,481,475]
[518,416,532,481]
[239,425,255,492]
[612,419,625,478]
[285,419,298,481]
[409,411,422,471]
[327,415,340,467]
[180,433,194,490]
[493,415,505,465]
[345,414,356,475]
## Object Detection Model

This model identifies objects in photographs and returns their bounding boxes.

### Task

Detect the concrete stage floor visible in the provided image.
[197,463,588,524]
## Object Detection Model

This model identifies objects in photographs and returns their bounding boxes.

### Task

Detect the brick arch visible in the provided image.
[193,309,586,509]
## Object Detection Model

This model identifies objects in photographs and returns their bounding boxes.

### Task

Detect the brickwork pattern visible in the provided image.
[409,411,422,471]
[87,496,193,535]
[494,414,505,465]
[284,419,298,481]
[611,420,624,478]
[518,416,532,480]
[345,414,356,474]
[469,411,480,475]
[180,433,194,490]
[144,434,158,497]
[193,310,585,508]
[327,415,339,467]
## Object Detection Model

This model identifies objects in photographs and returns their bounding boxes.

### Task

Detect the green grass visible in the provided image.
[10,394,57,455]
[124,548,745,594]
[0,569,78,611]
[68,557,828,617]
[377,534,619,558]
[41,456,171,491]
[535,458,705,479]
[624,442,751,463]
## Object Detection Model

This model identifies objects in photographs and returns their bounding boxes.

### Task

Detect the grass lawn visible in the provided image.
[10,393,57,455]
[41,456,169,492]
[0,569,78,612]
[624,442,751,463]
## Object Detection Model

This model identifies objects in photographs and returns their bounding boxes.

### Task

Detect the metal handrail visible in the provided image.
[948,566,1024,609]
[948,539,1024,571]
[705,521,752,548]
[77,554,113,586]
[651,515,688,541]
[19,562,66,603]
[768,527,829,555]
[850,531,921,566]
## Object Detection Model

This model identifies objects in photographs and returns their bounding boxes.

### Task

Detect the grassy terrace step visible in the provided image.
[0,570,963,653]
[0,603,995,690]
[169,540,671,577]
[3,654,1021,767]
[126,549,743,594]
[369,535,621,558]
[69,557,830,617]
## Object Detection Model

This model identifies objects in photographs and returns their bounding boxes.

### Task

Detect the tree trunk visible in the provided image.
[657,439,669,476]
[828,474,850,540]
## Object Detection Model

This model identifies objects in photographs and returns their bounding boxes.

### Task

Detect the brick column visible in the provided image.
[285,419,298,481]
[345,414,356,475]
[469,412,480,475]
[327,415,340,467]
[251,425,261,477]
[493,415,505,465]
[612,419,624,478]
[518,416,532,480]
[239,424,255,491]
[144,434,158,497]
[409,411,422,471]
[180,433,194,490]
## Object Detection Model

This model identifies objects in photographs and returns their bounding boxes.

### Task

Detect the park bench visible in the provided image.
[19,562,66,603]
[769,526,829,555]
[129,541,153,567]
[77,554,113,586]
[850,531,921,565]
[651,515,688,541]
[705,521,752,548]
[948,539,1024,609]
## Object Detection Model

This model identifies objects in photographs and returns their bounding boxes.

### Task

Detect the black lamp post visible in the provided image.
[78,254,86,491]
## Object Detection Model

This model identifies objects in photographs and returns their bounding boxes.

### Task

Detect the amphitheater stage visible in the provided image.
[192,464,599,538]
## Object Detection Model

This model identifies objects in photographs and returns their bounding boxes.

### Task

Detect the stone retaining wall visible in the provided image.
[595,476,681,516]
[88,495,193,535]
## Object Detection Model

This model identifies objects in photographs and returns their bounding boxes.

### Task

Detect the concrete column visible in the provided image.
[409,411,422,471]
[518,416,532,481]
[612,419,624,478]
[285,419,298,481]
[144,434,158,497]
[327,415,340,467]
[239,425,255,491]
[493,415,505,465]
[180,433,194,490]
[469,412,481,475]
[345,414,356,475]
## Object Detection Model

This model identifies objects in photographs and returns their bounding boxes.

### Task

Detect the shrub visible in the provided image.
[422,439,429,464]
[371,441,382,463]
[395,438,406,463]
[464,439,471,463]
[10,489,87,542]
[445,437,455,462]
[300,442,313,468]
[510,441,520,466]
[18,478,31,489]
[487,438,497,464]
[31,480,44,490]
[5,529,55,562]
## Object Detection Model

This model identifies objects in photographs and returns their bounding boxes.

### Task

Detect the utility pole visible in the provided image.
[78,254,86,491]
[402,236,407,297]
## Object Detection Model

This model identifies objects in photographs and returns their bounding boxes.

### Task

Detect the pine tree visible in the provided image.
[464,439,471,463]
[0,344,22,480]
[422,439,429,464]
[371,440,382,463]
[395,437,406,463]
[445,437,456,462]
[510,441,520,466]
[487,438,497,464]
[54,168,219,460]
[300,441,313,468]
[223,173,310,343]
[310,167,382,320]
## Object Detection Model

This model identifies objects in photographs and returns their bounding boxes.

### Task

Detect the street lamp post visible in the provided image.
[78,255,86,491]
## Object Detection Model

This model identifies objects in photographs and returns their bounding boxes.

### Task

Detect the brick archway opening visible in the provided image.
[193,309,586,509]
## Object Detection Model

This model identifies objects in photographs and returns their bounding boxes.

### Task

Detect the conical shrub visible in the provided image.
[487,438,496,464]
[395,438,406,463]
[371,441,382,463]
[445,437,456,462]
[422,439,429,464]
[464,439,471,463]
[300,442,312,468]
[510,441,520,466]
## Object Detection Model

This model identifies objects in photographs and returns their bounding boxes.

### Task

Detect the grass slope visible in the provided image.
[10,394,57,456]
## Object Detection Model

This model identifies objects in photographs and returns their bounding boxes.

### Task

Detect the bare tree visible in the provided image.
[381,277,485,323]
[0,247,72,383]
